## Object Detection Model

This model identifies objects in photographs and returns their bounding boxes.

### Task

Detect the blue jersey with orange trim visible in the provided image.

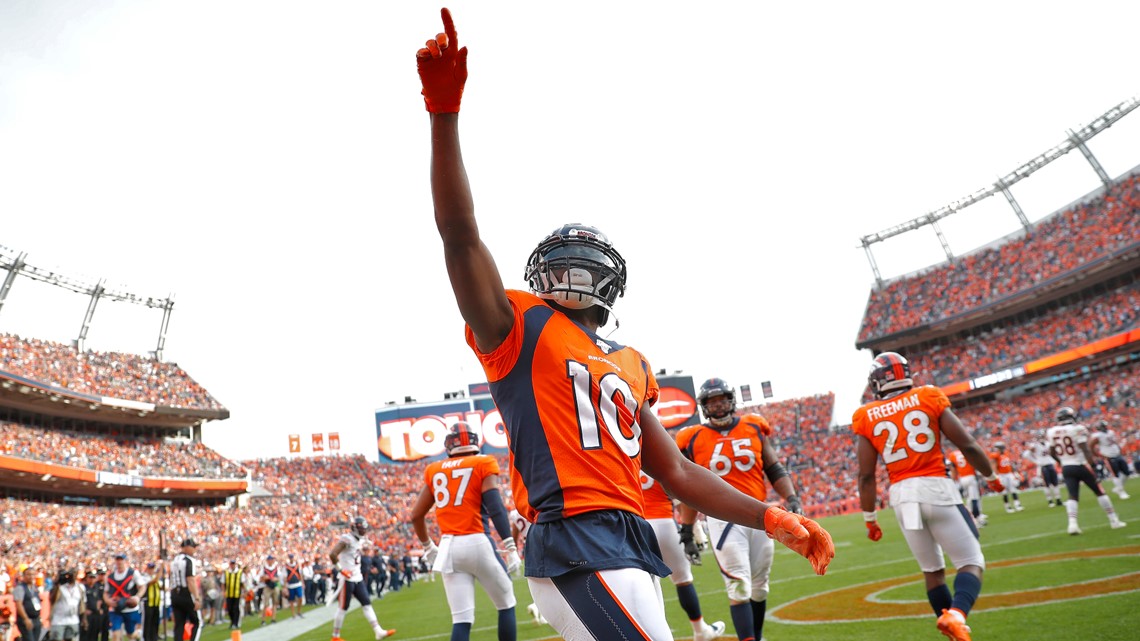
[466,290,659,524]
[675,414,772,501]
[424,454,501,536]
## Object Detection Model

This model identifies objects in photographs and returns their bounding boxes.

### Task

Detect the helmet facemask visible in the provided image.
[525,225,627,327]
[698,378,737,428]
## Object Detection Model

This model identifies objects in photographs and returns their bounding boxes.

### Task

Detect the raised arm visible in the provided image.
[417,9,513,352]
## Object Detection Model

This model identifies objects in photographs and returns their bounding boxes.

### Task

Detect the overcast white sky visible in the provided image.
[1,1,1138,462]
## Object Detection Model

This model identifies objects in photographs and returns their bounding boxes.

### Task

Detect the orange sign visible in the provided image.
[288,435,300,453]
[312,433,324,452]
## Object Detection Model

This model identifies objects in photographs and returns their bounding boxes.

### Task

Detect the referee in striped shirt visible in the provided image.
[170,538,202,641]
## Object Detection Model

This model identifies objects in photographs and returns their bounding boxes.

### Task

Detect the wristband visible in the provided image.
[863,511,878,522]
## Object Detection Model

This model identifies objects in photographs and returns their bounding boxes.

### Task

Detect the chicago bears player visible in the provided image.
[1090,420,1131,500]
[1022,431,1063,507]
[328,517,395,641]
[416,9,833,640]
[641,470,725,641]
[410,422,519,641]
[989,442,1023,513]
[1046,408,1126,534]
[676,378,803,641]
[947,447,987,527]
[854,352,1004,641]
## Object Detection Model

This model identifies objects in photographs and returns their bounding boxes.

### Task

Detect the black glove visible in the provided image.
[785,494,803,515]
[678,523,702,565]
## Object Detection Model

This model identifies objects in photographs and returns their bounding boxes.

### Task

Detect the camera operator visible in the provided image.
[50,568,84,641]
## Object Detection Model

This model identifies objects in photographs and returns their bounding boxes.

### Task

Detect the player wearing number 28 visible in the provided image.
[411,422,519,641]
[416,8,833,640]
[854,352,1005,641]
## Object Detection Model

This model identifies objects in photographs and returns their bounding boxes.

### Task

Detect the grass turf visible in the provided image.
[200,477,1139,641]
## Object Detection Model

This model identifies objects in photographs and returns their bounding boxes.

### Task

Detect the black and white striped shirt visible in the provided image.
[170,553,198,590]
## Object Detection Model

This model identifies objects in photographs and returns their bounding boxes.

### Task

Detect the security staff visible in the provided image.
[169,539,202,641]
[142,562,164,641]
[223,560,244,629]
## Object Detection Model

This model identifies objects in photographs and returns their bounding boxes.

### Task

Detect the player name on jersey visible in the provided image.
[862,392,920,421]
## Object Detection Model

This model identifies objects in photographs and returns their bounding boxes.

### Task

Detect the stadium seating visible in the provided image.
[857,172,1140,343]
[0,333,224,411]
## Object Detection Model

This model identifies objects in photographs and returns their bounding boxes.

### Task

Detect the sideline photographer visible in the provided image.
[50,568,84,641]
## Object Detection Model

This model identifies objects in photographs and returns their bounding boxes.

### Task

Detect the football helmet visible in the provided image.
[698,377,736,427]
[525,224,627,326]
[351,516,369,537]
[444,421,481,456]
[1096,420,1109,432]
[868,352,913,398]
[994,441,1006,452]
[1055,406,1077,424]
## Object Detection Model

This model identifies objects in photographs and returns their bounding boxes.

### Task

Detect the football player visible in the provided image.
[1045,408,1126,534]
[641,470,725,641]
[328,517,396,641]
[854,352,1005,641]
[416,9,833,640]
[1022,431,1063,507]
[1090,420,1131,500]
[411,422,519,641]
[676,378,803,641]
[948,447,987,527]
[989,442,1023,513]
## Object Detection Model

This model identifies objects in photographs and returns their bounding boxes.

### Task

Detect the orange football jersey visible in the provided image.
[852,385,951,484]
[639,471,675,520]
[949,450,976,478]
[466,290,659,524]
[424,454,501,535]
[675,414,772,501]
[989,451,1013,474]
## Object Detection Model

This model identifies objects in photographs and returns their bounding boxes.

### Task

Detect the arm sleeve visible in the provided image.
[481,488,512,541]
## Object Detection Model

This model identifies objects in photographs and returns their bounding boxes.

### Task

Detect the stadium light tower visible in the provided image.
[0,244,176,358]
[858,96,1139,286]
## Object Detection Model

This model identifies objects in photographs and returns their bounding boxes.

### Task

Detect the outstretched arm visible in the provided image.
[418,9,514,352]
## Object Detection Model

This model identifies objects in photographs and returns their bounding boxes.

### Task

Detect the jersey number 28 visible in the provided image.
[873,410,936,463]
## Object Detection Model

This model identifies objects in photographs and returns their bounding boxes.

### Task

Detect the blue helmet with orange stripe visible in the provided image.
[868,352,913,399]
[698,377,736,427]
[445,421,481,456]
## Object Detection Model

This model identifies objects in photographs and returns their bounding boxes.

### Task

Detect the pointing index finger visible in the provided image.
[441,7,458,49]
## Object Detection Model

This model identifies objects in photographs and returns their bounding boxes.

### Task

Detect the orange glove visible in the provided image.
[763,506,834,575]
[416,8,469,113]
[866,521,883,542]
[984,473,1005,493]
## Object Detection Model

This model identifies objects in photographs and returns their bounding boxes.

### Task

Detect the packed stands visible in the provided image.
[0,419,245,479]
[857,171,1140,344]
[907,277,1140,385]
[0,333,224,411]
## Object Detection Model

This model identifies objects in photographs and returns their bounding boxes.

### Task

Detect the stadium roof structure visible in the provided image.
[857,96,1139,286]
[0,369,228,428]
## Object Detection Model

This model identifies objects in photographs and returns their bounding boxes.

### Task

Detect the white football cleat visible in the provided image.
[696,620,726,641]
[975,514,988,527]
[1068,522,1082,535]
[1117,492,1130,500]
[1110,519,1127,529]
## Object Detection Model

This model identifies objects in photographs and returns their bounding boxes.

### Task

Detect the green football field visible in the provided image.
[203,479,1140,641]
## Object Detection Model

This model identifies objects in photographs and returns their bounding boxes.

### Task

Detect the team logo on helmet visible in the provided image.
[444,421,481,456]
[525,224,627,326]
[868,352,913,399]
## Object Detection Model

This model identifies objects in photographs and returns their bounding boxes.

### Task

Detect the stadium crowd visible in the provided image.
[858,171,1140,342]
[0,333,223,411]
[908,278,1140,385]
[0,420,246,479]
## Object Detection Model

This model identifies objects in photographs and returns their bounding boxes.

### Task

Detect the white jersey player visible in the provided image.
[1045,407,1125,534]
[1090,420,1131,499]
[1022,433,1062,507]
[327,517,394,641]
